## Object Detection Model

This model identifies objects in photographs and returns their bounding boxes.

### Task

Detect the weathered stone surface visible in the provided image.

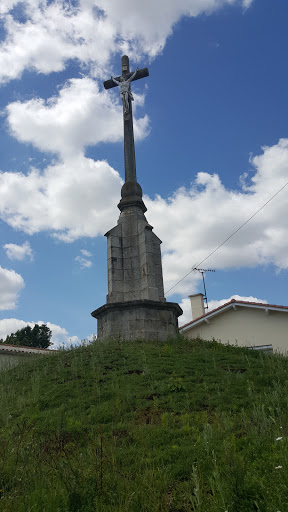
[94,197,183,340]
[92,300,182,341]
[106,205,166,304]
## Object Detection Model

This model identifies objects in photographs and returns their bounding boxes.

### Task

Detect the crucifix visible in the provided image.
[104,55,149,185]
[92,55,182,341]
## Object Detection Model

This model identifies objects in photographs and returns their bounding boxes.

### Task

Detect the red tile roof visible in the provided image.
[0,343,57,352]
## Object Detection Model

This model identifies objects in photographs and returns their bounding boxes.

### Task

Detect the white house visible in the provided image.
[0,344,57,371]
[180,294,288,354]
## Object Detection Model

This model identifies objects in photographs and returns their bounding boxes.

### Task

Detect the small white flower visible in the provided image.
[276,437,283,441]
[275,466,283,469]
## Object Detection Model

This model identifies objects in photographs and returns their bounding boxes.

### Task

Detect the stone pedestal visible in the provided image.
[106,201,166,304]
[92,300,182,341]
[91,190,182,341]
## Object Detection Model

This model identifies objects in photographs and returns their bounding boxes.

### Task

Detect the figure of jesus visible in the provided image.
[111,68,139,114]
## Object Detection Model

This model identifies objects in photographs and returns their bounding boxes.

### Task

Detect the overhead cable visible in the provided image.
[165,179,288,295]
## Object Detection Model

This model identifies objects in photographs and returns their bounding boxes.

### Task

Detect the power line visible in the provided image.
[165,179,288,295]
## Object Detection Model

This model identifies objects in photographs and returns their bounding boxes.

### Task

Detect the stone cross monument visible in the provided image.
[91,55,182,340]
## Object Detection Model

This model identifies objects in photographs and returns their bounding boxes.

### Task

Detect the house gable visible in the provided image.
[180,301,288,354]
[0,344,57,371]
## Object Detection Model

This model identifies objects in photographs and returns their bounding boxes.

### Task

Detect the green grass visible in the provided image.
[0,337,288,511]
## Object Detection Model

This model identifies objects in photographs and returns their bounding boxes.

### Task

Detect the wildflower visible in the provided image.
[276,437,283,441]
[275,466,282,469]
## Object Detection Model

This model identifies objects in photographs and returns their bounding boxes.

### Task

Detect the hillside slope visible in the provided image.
[0,338,288,511]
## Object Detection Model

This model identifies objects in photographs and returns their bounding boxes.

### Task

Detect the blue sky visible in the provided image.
[1,0,288,346]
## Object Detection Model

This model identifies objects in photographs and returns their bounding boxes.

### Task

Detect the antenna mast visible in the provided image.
[192,268,216,309]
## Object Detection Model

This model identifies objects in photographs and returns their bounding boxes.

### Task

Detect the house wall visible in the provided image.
[183,307,288,354]
[0,353,30,371]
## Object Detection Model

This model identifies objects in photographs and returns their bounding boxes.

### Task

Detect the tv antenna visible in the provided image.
[192,268,216,309]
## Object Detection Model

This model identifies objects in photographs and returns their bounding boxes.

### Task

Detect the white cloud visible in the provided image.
[44,322,80,348]
[145,138,288,296]
[0,266,25,310]
[81,249,92,257]
[1,138,288,294]
[2,76,148,242]
[0,318,80,348]
[0,154,121,241]
[179,295,268,325]
[0,0,253,83]
[207,295,268,311]
[6,78,149,158]
[76,248,93,267]
[3,241,33,261]
[75,255,92,269]
[0,1,20,15]
[242,0,253,10]
[84,333,97,343]
[0,1,116,83]
[179,297,199,326]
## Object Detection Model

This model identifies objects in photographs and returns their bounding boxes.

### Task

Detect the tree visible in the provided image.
[3,324,52,349]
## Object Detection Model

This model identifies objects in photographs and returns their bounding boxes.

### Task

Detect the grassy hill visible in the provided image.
[0,337,288,512]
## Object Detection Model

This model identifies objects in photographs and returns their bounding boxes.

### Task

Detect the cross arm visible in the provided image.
[104,67,149,90]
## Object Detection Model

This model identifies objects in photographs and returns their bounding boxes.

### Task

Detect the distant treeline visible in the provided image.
[0,324,52,349]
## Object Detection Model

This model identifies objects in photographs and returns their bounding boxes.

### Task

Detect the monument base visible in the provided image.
[92,300,182,341]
